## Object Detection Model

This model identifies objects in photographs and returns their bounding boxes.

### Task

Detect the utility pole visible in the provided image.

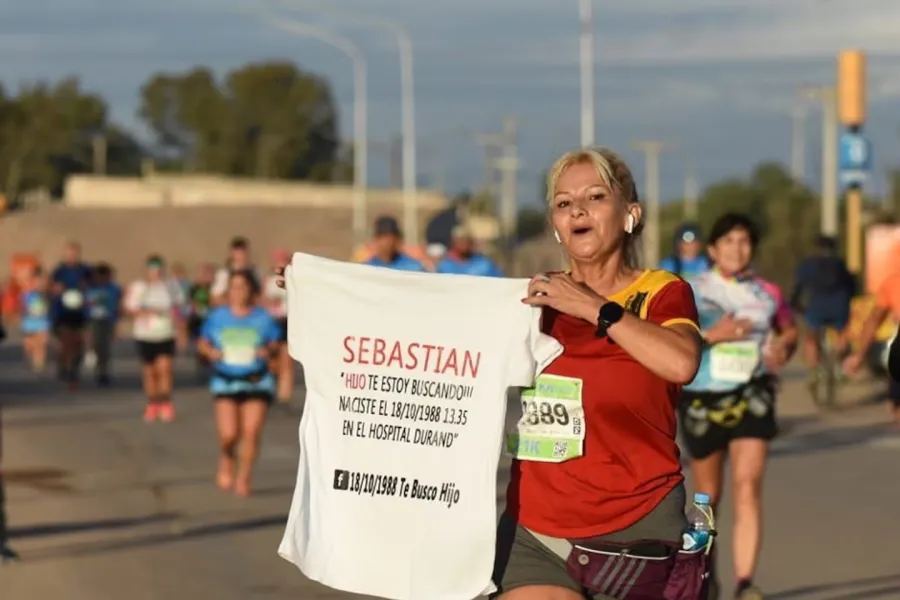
[389,136,402,189]
[495,117,520,270]
[683,159,699,220]
[474,136,500,198]
[371,137,403,189]
[799,85,838,236]
[631,141,665,267]
[475,117,520,268]
[578,0,595,146]
[790,101,807,185]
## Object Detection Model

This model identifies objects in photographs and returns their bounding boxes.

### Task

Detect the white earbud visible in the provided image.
[626,215,635,234]
[553,230,561,243]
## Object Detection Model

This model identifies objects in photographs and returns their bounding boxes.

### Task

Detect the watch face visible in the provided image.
[600,301,624,323]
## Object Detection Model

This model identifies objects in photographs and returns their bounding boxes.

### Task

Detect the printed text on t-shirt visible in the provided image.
[342,335,481,379]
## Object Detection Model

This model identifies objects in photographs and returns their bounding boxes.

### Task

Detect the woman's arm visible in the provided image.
[607,317,701,384]
[122,282,143,318]
[523,274,702,384]
[196,337,222,361]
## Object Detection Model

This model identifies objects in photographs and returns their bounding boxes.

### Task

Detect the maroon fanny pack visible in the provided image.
[566,539,712,600]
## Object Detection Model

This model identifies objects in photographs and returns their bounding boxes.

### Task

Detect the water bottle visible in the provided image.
[682,492,713,551]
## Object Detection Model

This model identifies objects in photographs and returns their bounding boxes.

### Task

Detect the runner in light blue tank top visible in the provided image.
[676,213,798,600]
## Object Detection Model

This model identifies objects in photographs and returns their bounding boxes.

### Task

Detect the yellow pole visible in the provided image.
[837,49,867,275]
[846,188,863,273]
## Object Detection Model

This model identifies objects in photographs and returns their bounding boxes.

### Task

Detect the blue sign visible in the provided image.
[838,132,872,187]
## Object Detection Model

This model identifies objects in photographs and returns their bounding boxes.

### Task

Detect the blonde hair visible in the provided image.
[545,147,642,266]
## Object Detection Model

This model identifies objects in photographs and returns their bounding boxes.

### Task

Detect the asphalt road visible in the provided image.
[1,340,899,600]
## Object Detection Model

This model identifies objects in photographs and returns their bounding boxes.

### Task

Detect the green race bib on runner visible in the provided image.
[507,374,585,463]
[709,341,759,383]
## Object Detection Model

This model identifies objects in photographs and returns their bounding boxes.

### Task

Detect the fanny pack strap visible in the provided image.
[213,367,268,382]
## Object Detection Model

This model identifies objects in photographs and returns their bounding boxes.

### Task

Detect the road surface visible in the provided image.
[1,341,899,600]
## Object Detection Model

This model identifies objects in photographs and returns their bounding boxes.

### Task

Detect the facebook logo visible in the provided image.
[333,469,350,491]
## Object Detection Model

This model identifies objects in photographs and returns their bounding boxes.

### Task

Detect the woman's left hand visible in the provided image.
[522,272,606,324]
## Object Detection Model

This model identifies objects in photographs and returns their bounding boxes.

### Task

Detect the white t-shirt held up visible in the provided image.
[278,252,561,600]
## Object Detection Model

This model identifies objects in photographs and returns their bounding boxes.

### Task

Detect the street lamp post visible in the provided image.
[258,15,369,247]
[273,1,419,245]
[579,0,595,147]
[799,85,838,236]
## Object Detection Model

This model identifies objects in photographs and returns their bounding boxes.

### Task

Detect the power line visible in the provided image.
[631,140,666,267]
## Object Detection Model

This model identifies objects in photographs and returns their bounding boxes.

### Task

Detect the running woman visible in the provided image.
[678,213,797,600]
[125,255,186,422]
[85,263,123,386]
[19,266,51,372]
[198,269,280,497]
[263,249,293,404]
[50,241,92,390]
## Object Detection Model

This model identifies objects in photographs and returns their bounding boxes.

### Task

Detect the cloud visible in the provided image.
[0,31,159,55]
[3,0,900,192]
[489,0,900,66]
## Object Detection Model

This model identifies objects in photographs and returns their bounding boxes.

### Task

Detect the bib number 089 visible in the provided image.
[522,400,570,426]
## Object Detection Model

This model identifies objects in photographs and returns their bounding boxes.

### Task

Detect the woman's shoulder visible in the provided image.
[251,305,276,321]
[641,269,693,293]
[206,305,229,320]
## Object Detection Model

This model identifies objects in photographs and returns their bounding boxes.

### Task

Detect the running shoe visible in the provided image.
[143,403,159,423]
[158,402,175,423]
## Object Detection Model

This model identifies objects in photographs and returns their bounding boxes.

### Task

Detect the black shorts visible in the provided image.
[214,392,273,405]
[54,314,87,332]
[136,339,176,364]
[275,317,288,342]
[678,376,778,460]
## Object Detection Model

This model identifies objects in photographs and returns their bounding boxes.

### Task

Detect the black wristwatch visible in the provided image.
[595,301,625,338]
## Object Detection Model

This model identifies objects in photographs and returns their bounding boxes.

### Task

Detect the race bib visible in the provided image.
[506,374,585,463]
[29,297,48,318]
[61,290,84,310]
[141,313,173,338]
[710,341,760,383]
[222,344,257,367]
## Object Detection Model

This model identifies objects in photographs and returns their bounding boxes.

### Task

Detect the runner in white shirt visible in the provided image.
[263,249,293,404]
[124,255,186,423]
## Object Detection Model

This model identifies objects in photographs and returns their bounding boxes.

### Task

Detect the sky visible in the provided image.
[3,0,900,205]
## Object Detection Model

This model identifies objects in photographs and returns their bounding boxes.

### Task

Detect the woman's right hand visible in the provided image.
[274,266,286,289]
[704,313,754,344]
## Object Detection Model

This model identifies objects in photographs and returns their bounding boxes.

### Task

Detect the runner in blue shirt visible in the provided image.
[659,223,711,279]
[50,241,92,388]
[19,266,51,372]
[435,225,503,277]
[198,269,280,497]
[85,263,123,386]
[365,216,426,272]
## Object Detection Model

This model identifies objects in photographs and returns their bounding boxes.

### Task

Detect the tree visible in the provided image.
[138,61,343,181]
[0,78,142,200]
